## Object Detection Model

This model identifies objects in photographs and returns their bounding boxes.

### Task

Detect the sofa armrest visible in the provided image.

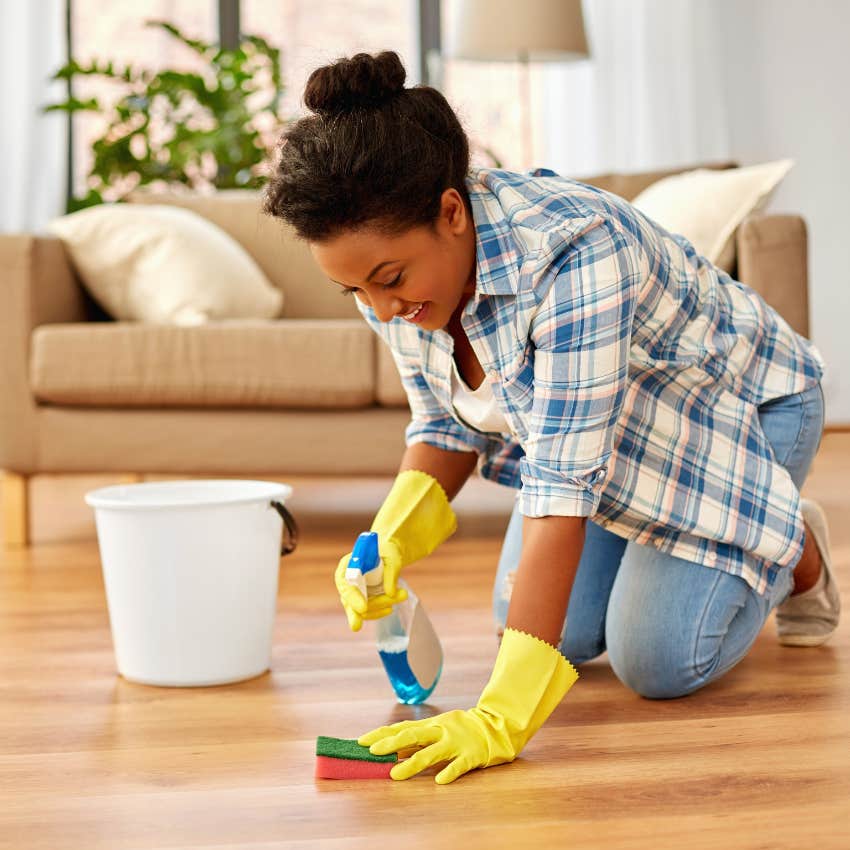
[1,235,89,326]
[0,235,89,471]
[736,214,810,339]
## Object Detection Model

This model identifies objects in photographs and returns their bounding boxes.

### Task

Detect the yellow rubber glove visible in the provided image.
[334,469,457,632]
[358,627,579,784]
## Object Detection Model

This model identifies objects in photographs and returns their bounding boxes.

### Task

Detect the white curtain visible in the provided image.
[0,1,68,233]
[538,0,730,175]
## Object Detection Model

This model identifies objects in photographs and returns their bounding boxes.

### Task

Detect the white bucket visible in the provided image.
[84,479,297,687]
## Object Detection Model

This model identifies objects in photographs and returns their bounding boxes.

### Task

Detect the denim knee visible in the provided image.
[559,630,606,666]
[606,606,712,700]
[607,647,708,699]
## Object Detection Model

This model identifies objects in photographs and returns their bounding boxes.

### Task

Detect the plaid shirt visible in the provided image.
[356,168,826,596]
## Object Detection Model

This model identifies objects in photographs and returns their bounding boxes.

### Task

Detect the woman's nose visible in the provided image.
[372,293,404,323]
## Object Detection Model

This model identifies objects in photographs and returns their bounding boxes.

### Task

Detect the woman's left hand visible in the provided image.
[358,628,581,784]
[358,709,504,785]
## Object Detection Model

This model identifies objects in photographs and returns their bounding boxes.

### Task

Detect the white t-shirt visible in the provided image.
[450,356,511,435]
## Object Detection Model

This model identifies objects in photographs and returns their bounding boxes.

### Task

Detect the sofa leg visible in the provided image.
[2,471,29,549]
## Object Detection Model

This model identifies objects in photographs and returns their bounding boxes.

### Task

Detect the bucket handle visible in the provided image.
[270,500,299,556]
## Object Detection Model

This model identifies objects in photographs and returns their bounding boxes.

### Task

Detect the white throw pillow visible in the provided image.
[630,159,794,266]
[47,204,283,325]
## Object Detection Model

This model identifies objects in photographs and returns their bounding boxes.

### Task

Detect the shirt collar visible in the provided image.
[466,171,523,299]
[465,168,605,307]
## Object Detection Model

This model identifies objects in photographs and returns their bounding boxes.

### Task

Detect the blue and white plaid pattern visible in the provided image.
[356,168,826,596]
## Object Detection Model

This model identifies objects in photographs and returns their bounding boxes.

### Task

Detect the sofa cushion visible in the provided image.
[30,319,376,409]
[126,189,362,322]
[578,161,739,272]
[47,203,284,324]
[630,159,794,271]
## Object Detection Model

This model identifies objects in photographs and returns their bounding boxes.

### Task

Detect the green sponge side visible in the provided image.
[316,736,398,763]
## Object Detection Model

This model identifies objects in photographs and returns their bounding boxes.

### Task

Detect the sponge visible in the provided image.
[314,736,399,780]
[315,736,397,763]
[315,755,395,780]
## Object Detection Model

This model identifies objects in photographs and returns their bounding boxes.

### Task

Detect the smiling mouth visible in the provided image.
[401,302,425,321]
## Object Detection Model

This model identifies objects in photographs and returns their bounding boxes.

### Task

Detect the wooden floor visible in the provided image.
[1,436,848,849]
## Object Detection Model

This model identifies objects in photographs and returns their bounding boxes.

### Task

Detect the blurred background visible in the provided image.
[2,0,848,423]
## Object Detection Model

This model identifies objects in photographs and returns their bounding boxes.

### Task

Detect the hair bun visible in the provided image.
[304,51,407,116]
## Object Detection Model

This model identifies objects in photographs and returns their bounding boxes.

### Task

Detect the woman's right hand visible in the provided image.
[334,468,457,632]
[334,545,408,632]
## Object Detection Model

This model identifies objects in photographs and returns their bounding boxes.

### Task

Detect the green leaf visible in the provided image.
[42,96,101,114]
[50,21,291,199]
[145,19,214,55]
[50,58,129,81]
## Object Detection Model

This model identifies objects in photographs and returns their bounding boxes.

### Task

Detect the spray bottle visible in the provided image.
[346,531,443,704]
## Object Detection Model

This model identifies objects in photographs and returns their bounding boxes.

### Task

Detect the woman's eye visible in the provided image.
[339,273,401,296]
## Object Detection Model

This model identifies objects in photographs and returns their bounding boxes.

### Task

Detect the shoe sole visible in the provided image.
[777,630,836,647]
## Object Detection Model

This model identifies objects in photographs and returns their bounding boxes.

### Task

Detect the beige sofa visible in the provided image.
[0,161,812,546]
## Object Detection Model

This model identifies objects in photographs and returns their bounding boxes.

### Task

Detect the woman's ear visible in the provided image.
[440,188,468,236]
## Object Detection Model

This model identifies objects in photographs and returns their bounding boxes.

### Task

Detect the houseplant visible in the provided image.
[43,20,289,212]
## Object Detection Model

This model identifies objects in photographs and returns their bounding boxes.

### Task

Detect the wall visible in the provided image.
[713,0,850,424]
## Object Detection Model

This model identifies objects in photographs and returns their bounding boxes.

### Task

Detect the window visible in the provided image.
[438,0,546,172]
[70,1,217,200]
[67,0,528,200]
[440,56,545,171]
[240,0,418,120]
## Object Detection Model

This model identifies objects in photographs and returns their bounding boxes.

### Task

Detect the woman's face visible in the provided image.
[309,188,477,331]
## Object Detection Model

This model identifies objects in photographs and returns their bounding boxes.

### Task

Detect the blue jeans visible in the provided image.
[493,381,826,699]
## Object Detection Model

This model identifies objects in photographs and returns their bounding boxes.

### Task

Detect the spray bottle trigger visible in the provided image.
[345,531,384,600]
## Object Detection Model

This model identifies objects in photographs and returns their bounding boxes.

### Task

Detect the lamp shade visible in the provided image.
[444,0,589,62]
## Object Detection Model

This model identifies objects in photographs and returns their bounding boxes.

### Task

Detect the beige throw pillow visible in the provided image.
[630,159,794,267]
[47,204,283,325]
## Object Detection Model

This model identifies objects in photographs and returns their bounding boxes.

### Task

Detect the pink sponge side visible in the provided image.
[315,755,395,780]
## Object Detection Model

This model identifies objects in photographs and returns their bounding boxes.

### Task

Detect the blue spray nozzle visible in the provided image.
[349,531,381,575]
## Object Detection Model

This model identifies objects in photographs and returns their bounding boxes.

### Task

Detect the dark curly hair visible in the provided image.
[261,51,472,242]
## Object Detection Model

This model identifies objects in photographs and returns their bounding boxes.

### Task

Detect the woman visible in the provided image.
[262,51,839,784]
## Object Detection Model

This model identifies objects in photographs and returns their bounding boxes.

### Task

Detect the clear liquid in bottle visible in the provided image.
[375,579,442,704]
[348,532,443,705]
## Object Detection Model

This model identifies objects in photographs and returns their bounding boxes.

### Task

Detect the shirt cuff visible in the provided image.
[405,416,492,455]
[517,458,608,518]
